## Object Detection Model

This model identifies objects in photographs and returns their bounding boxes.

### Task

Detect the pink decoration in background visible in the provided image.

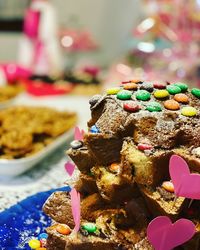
[147,216,195,250]
[1,64,31,83]
[64,162,75,176]
[169,155,200,199]
[23,9,40,39]
[74,126,85,141]
[70,188,81,232]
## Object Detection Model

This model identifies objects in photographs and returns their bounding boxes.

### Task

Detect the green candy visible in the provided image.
[166,85,181,95]
[135,90,151,101]
[117,90,132,100]
[82,223,97,233]
[146,102,162,112]
[191,88,200,99]
[174,82,188,92]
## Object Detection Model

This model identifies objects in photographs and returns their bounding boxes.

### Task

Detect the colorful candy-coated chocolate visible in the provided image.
[38,233,48,240]
[191,88,200,99]
[174,82,188,92]
[164,100,180,110]
[82,222,97,233]
[117,90,132,100]
[56,224,71,235]
[140,82,154,92]
[181,107,197,117]
[90,125,100,133]
[36,248,46,250]
[123,101,140,112]
[154,90,169,99]
[28,239,41,249]
[131,79,142,83]
[138,143,153,151]
[70,140,83,149]
[135,90,151,101]
[153,82,166,89]
[106,87,121,95]
[109,163,120,173]
[123,82,138,90]
[146,102,162,112]
[174,93,189,103]
[166,85,182,95]
[162,181,174,193]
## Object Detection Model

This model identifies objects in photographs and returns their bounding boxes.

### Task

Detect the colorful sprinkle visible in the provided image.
[166,85,182,95]
[135,90,151,101]
[146,102,162,112]
[138,143,153,151]
[109,163,120,173]
[28,239,41,249]
[164,100,180,110]
[82,222,97,233]
[117,90,132,100]
[123,82,138,90]
[123,101,141,112]
[140,82,154,92]
[181,107,197,117]
[38,233,48,240]
[70,140,83,149]
[106,87,121,95]
[90,125,100,133]
[174,82,188,92]
[56,224,71,235]
[154,90,169,99]
[162,181,174,193]
[174,93,189,103]
[153,82,166,89]
[191,88,200,99]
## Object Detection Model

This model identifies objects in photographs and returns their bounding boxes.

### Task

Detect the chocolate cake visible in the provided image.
[43,80,200,249]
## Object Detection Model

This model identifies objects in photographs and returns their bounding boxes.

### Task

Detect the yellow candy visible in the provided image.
[154,90,169,99]
[181,107,197,117]
[28,239,41,249]
[106,87,121,95]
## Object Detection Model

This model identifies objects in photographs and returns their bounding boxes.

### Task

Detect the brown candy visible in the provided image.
[174,93,189,103]
[164,100,180,110]
[123,82,138,90]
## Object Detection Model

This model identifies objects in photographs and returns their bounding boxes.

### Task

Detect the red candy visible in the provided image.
[123,101,141,112]
[153,82,166,89]
[138,143,153,151]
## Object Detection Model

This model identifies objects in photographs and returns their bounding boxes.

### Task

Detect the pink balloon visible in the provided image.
[169,155,200,199]
[147,216,195,250]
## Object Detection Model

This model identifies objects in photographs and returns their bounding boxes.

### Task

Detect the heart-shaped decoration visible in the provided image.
[74,126,85,141]
[147,216,195,250]
[64,162,75,176]
[169,155,200,199]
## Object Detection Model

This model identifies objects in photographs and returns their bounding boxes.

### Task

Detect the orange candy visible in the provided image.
[164,100,180,110]
[109,163,120,173]
[36,248,46,250]
[123,82,138,90]
[162,181,174,193]
[56,224,71,235]
[174,93,189,103]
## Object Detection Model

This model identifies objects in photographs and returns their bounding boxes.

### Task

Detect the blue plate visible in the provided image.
[0,186,71,250]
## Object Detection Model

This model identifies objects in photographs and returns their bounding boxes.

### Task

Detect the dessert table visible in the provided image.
[0,93,91,211]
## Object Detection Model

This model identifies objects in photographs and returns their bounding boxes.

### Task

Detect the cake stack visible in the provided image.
[43,80,200,249]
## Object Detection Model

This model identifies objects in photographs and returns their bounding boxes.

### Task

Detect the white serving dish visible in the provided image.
[0,128,74,177]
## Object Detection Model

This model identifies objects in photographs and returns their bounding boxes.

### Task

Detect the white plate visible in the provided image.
[0,128,74,177]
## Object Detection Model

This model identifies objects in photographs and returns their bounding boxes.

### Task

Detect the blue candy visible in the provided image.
[90,125,100,133]
[38,232,48,240]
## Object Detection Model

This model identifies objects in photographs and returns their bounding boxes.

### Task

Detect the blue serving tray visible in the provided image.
[0,186,71,250]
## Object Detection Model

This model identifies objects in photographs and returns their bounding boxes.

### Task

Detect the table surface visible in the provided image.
[0,93,91,211]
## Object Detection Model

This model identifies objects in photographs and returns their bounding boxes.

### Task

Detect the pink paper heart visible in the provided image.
[169,155,200,199]
[70,188,81,232]
[74,126,85,141]
[147,216,195,250]
[64,162,75,176]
